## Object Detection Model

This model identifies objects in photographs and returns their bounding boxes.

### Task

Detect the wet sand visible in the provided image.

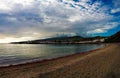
[0,43,120,78]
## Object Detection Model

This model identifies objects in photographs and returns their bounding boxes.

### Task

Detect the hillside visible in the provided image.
[105,31,120,42]
[11,36,106,44]
[11,36,84,44]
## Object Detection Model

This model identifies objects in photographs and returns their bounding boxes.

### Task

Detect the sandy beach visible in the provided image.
[0,43,120,78]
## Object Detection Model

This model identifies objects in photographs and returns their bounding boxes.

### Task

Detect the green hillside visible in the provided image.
[11,36,106,44]
[105,31,120,42]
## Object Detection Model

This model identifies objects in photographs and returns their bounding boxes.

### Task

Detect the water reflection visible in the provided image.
[0,44,104,66]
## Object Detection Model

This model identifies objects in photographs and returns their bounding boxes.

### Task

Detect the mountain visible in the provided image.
[11,36,106,44]
[11,31,120,44]
[105,31,120,42]
[11,36,84,44]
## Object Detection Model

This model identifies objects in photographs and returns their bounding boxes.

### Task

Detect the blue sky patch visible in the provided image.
[0,0,119,42]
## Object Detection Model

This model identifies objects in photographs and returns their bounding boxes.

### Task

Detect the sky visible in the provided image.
[0,0,120,43]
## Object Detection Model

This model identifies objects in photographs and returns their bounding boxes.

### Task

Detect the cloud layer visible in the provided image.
[0,0,120,42]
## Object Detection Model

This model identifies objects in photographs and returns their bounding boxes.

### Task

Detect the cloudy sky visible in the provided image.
[0,0,120,43]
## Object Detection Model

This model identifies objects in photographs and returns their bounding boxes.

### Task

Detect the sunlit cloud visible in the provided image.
[0,0,120,43]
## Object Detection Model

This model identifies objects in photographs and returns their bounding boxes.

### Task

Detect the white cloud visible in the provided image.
[0,0,35,13]
[87,29,105,34]
[111,0,120,14]
[111,8,120,13]
[0,0,118,42]
[87,22,118,34]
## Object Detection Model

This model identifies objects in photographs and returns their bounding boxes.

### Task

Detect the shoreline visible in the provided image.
[0,44,107,68]
[0,43,120,78]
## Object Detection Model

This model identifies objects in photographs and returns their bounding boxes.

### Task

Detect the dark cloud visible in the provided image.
[0,0,119,42]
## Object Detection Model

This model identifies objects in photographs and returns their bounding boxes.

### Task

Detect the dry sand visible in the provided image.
[0,44,120,78]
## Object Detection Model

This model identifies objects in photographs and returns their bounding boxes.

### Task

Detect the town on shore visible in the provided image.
[11,31,120,44]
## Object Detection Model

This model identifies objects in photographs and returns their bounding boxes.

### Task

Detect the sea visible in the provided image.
[0,44,105,66]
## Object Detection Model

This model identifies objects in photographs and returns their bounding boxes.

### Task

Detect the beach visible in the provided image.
[0,43,120,78]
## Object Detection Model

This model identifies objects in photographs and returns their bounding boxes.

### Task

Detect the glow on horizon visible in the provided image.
[0,37,33,43]
[0,0,120,43]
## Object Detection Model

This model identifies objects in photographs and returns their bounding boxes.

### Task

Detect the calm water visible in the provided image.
[0,44,105,66]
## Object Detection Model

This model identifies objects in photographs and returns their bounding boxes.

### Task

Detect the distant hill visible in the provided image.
[11,30,120,44]
[105,31,120,42]
[11,36,106,44]
[11,36,83,44]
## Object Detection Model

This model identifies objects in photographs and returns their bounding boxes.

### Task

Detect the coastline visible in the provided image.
[0,43,107,68]
[0,43,120,78]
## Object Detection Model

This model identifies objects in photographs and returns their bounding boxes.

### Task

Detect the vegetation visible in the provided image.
[105,31,120,42]
[11,30,120,44]
[11,36,106,44]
